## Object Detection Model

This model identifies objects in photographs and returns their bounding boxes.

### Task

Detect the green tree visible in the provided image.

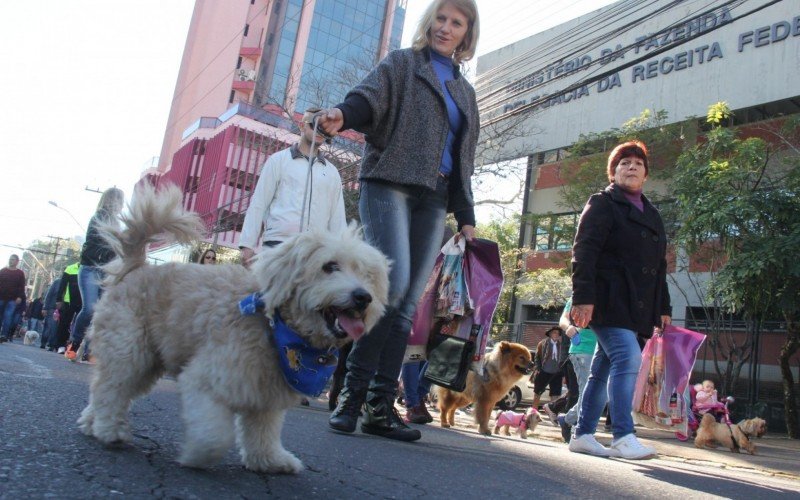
[558,108,685,213]
[475,216,523,328]
[670,102,800,437]
[515,268,572,309]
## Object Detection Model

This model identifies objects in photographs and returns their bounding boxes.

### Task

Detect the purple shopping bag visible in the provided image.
[633,324,706,434]
[407,237,503,368]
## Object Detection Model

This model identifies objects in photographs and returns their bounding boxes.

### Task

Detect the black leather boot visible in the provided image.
[329,388,366,433]
[361,394,421,442]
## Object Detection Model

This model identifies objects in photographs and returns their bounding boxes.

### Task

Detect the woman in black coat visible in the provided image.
[568,141,671,460]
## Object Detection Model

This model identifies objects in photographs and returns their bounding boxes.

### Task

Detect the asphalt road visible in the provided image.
[2,342,799,499]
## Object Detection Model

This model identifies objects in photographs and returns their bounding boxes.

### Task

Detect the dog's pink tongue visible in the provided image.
[337,313,365,341]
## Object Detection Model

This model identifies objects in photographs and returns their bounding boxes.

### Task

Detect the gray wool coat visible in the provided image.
[345,48,480,221]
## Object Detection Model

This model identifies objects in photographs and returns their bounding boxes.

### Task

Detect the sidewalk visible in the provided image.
[311,395,799,480]
[449,404,800,480]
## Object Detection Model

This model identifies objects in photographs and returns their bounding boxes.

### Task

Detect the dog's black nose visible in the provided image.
[352,289,372,309]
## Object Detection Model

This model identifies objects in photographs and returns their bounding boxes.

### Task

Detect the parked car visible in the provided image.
[496,350,560,410]
[497,371,536,410]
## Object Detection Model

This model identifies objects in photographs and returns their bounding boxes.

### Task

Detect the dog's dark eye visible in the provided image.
[323,261,340,273]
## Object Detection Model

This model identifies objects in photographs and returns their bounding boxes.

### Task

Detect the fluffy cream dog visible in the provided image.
[77,184,389,474]
[694,414,767,455]
[23,329,40,346]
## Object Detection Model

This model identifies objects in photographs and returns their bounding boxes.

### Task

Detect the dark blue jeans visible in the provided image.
[343,178,448,399]
[575,326,642,440]
[41,314,57,348]
[0,300,17,340]
[401,360,432,408]
[69,266,105,347]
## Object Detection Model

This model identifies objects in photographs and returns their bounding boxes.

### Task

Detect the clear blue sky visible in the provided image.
[0,0,614,267]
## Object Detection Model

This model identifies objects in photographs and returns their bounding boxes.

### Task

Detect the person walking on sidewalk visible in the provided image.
[26,295,45,334]
[557,297,604,442]
[238,106,347,267]
[40,278,61,349]
[0,255,26,343]
[65,187,125,361]
[318,0,481,442]
[569,141,671,460]
[532,327,564,411]
[53,262,81,354]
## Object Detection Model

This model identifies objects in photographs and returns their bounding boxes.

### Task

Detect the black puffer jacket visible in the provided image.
[572,183,672,338]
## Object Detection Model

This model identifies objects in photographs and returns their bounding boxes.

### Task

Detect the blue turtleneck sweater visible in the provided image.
[429,50,463,177]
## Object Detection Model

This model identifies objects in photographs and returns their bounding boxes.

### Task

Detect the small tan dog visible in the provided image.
[493,407,541,438]
[438,341,533,435]
[694,414,767,454]
[77,184,389,474]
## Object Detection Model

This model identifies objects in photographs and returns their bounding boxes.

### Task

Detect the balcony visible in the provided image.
[232,80,255,91]
[239,46,262,58]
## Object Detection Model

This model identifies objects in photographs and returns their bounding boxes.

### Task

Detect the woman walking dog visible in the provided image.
[318,0,481,442]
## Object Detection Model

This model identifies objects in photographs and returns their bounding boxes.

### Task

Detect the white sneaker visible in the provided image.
[568,433,613,457]
[542,404,559,426]
[610,433,657,459]
[57,347,66,354]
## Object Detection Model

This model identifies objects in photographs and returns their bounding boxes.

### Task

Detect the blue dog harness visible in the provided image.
[239,293,338,397]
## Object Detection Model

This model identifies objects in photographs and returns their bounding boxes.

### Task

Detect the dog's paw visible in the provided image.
[92,422,133,446]
[77,408,94,436]
[243,449,304,474]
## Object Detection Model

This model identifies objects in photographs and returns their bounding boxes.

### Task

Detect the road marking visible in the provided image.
[0,353,53,379]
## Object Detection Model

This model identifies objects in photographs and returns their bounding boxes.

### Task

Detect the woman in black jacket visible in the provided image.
[568,141,671,460]
[65,188,124,361]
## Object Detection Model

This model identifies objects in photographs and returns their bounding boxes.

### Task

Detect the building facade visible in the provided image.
[158,0,406,174]
[476,0,800,391]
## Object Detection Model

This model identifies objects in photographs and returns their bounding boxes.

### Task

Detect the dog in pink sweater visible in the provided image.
[493,407,541,438]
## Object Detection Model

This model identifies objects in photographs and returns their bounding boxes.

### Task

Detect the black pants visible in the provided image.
[54,304,77,349]
[546,360,579,413]
[328,342,353,410]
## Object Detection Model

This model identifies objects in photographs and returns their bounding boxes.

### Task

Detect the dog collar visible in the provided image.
[239,293,338,397]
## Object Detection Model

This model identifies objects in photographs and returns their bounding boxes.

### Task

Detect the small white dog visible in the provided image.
[23,329,40,346]
[78,184,389,474]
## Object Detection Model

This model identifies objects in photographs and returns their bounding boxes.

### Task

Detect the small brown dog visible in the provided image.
[694,413,767,454]
[438,341,532,435]
[493,407,541,438]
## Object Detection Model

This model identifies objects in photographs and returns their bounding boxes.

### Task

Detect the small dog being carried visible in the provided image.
[77,185,390,474]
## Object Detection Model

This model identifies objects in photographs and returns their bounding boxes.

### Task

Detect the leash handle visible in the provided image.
[299,114,322,232]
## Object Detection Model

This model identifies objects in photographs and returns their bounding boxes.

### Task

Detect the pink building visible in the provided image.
[142,103,363,252]
[158,0,406,175]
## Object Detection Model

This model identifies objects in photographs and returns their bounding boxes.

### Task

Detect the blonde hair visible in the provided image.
[411,0,480,65]
[97,187,125,215]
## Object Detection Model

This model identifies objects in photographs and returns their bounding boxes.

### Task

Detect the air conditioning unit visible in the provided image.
[236,69,256,82]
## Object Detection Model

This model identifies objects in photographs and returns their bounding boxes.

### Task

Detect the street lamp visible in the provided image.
[48,201,85,232]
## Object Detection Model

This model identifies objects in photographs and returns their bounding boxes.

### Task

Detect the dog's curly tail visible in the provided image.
[100,183,205,284]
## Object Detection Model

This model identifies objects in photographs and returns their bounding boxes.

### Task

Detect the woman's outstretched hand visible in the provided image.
[316,108,344,137]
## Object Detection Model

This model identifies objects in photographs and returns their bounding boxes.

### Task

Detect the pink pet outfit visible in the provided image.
[495,409,536,430]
